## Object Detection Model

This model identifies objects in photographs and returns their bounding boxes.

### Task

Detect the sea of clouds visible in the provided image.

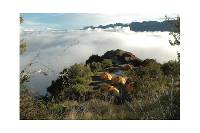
[20,27,179,94]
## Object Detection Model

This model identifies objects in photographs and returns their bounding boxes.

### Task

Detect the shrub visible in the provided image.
[69,84,90,94]
[101,59,113,69]
[89,62,103,72]
[20,88,70,120]
[161,60,180,77]
[47,64,93,101]
[122,69,137,81]
[67,63,93,79]
[89,59,113,72]
[20,89,49,120]
[74,76,90,84]
[137,59,161,78]
[86,54,102,64]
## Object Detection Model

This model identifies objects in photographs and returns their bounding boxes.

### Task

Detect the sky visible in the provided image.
[20,13,178,31]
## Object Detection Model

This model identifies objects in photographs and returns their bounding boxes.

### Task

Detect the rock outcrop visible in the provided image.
[101,49,142,66]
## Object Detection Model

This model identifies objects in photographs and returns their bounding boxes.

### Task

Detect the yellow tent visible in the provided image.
[100,72,112,80]
[112,76,126,85]
[101,84,119,94]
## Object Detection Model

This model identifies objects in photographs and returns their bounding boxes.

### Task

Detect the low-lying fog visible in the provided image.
[20,28,179,95]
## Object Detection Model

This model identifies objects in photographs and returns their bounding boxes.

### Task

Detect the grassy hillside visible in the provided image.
[20,49,180,120]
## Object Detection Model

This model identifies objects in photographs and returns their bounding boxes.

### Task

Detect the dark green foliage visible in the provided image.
[161,60,180,77]
[137,59,161,78]
[74,76,90,84]
[89,62,103,72]
[20,15,24,24]
[47,64,93,101]
[86,54,102,64]
[142,59,160,67]
[101,59,113,69]
[88,59,113,72]
[69,84,90,94]
[177,52,180,62]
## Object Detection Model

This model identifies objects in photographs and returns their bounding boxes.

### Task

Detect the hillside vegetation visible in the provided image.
[20,49,180,120]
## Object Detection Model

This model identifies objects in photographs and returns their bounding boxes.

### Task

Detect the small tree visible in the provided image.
[20,15,24,24]
[166,16,180,62]
[47,64,93,100]
[20,14,27,55]
[168,16,180,46]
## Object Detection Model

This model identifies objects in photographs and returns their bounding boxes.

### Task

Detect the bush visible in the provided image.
[67,63,92,79]
[20,88,69,120]
[47,64,93,101]
[74,76,90,84]
[69,84,90,94]
[161,60,180,77]
[137,59,161,78]
[89,62,103,72]
[20,89,49,120]
[88,59,113,72]
[102,59,113,69]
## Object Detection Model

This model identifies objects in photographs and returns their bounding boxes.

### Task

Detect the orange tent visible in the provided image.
[112,76,126,85]
[100,72,112,80]
[101,84,119,94]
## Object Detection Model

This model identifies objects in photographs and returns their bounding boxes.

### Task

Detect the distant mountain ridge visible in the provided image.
[83,20,176,32]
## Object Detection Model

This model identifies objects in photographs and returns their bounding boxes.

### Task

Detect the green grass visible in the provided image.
[20,85,179,120]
